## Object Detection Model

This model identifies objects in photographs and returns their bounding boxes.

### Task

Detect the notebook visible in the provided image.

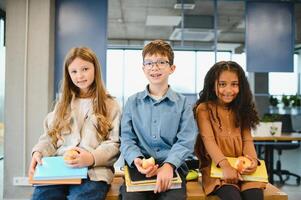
[127,165,178,184]
[29,176,82,185]
[33,156,88,181]
[210,157,268,182]
[124,165,182,192]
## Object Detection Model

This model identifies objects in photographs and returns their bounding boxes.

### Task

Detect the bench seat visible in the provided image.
[105,177,288,200]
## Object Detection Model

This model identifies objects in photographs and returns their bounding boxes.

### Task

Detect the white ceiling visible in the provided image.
[1,0,301,52]
[108,0,301,51]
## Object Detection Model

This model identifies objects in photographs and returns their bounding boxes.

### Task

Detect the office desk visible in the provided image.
[253,133,301,184]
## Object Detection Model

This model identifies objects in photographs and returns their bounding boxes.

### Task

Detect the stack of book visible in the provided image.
[124,165,182,192]
[29,156,88,185]
[210,157,268,182]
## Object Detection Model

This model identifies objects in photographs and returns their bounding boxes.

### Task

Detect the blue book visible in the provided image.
[33,156,88,180]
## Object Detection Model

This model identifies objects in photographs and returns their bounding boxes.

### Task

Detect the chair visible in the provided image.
[272,114,301,185]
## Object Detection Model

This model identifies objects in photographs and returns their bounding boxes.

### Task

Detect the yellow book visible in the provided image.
[124,166,182,192]
[210,157,268,183]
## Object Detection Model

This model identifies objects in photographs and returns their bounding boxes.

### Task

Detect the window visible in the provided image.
[123,50,147,100]
[107,50,124,106]
[269,54,299,95]
[107,49,246,107]
[196,52,215,93]
[170,51,196,93]
[196,51,233,92]
[232,53,247,72]
[107,49,147,107]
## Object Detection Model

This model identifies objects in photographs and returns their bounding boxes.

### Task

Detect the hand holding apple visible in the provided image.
[63,149,79,161]
[234,156,252,173]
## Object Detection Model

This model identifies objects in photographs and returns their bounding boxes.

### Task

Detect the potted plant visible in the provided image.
[281,95,291,107]
[281,95,291,114]
[269,96,279,107]
[290,94,301,107]
[290,94,301,114]
[269,95,279,114]
[261,114,280,122]
[252,114,282,136]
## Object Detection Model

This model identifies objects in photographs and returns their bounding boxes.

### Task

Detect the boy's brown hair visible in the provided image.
[142,40,174,65]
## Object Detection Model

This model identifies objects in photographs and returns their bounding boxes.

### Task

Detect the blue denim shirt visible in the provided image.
[120,86,197,169]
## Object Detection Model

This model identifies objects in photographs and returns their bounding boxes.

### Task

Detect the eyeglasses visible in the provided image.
[143,59,170,70]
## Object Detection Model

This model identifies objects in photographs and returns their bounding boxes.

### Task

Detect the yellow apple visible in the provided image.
[142,157,155,169]
[234,156,252,173]
[63,149,79,161]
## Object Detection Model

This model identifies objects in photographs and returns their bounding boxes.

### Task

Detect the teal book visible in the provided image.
[33,156,88,180]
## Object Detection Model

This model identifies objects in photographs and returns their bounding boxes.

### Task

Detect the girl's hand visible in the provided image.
[154,163,174,193]
[28,151,43,177]
[241,155,258,175]
[220,160,242,184]
[134,157,159,175]
[64,147,94,168]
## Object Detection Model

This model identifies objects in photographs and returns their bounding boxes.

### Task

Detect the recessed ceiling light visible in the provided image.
[174,3,195,10]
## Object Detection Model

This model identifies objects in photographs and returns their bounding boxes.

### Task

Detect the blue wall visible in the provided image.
[55,0,108,96]
[246,2,294,72]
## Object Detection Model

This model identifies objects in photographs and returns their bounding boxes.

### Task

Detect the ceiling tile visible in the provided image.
[146,16,181,26]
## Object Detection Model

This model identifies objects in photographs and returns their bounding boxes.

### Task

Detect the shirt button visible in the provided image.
[154,120,157,123]
[152,135,156,139]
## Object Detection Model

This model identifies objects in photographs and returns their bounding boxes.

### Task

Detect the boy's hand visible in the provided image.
[64,147,94,168]
[134,157,158,175]
[241,155,257,175]
[28,151,43,177]
[154,163,174,193]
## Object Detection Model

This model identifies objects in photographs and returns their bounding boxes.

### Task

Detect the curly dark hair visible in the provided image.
[193,61,259,130]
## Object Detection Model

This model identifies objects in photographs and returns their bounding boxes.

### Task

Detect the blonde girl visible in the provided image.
[28,47,121,200]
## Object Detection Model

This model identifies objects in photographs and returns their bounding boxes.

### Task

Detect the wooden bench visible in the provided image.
[105,177,288,200]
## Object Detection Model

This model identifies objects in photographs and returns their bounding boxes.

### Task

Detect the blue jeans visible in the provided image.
[31,179,109,200]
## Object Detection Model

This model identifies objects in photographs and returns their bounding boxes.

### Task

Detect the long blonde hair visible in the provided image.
[48,47,112,146]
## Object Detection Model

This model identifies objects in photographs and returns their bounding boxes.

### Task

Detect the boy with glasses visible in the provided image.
[120,40,197,200]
